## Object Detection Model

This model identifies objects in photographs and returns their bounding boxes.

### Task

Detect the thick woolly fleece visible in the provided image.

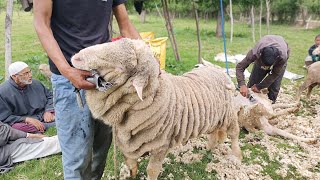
[71,38,238,159]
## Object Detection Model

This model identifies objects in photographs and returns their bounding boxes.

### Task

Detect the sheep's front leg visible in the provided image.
[124,156,138,177]
[147,149,167,180]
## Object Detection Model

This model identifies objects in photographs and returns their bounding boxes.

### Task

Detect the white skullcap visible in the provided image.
[8,61,29,76]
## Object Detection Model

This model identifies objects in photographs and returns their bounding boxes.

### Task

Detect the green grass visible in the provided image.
[0,11,319,179]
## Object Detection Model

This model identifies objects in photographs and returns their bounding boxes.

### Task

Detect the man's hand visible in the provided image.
[43,112,55,123]
[251,84,261,93]
[240,85,249,97]
[62,67,95,90]
[27,133,47,139]
[25,117,45,132]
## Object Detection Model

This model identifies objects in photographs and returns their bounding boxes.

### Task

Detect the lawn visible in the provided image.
[0,11,319,180]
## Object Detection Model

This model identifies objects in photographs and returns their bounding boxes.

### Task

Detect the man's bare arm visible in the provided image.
[33,0,94,89]
[113,4,141,39]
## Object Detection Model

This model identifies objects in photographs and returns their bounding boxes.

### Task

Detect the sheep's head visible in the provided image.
[71,38,160,100]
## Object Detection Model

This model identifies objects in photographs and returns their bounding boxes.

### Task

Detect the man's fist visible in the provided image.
[240,85,249,97]
[251,84,261,93]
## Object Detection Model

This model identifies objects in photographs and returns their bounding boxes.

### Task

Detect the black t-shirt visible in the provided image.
[50,0,126,74]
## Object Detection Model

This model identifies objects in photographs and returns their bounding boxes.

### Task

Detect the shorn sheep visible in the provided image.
[71,38,241,180]
[235,92,317,143]
[297,61,320,100]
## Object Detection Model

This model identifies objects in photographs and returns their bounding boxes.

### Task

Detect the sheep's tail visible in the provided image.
[113,126,118,180]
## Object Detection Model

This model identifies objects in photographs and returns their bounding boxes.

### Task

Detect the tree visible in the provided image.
[266,0,270,34]
[5,0,14,79]
[229,0,234,42]
[193,0,202,64]
[161,0,181,61]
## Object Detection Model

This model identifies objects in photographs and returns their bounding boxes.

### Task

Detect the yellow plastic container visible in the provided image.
[145,37,168,70]
[139,32,155,41]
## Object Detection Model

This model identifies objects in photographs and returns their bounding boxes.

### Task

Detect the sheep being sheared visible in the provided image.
[297,61,320,100]
[71,38,241,180]
[235,92,317,143]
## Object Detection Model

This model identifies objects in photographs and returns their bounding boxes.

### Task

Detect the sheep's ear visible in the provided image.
[133,78,145,101]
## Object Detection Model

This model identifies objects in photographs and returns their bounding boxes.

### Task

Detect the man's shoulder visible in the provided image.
[0,80,11,93]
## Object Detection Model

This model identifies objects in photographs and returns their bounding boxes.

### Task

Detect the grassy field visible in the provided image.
[0,11,319,180]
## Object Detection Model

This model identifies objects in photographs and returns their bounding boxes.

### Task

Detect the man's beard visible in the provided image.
[20,79,32,85]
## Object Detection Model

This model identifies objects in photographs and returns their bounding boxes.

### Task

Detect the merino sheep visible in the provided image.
[297,61,320,100]
[235,92,317,143]
[71,38,241,180]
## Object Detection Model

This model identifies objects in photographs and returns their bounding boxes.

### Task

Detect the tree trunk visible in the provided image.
[301,7,307,26]
[5,0,14,80]
[251,5,255,42]
[216,10,222,37]
[259,0,262,38]
[305,15,312,30]
[140,10,146,23]
[229,0,233,43]
[193,1,202,64]
[161,0,181,61]
[155,3,164,21]
[266,0,270,34]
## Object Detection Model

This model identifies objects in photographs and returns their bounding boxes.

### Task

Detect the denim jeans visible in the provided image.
[51,74,112,180]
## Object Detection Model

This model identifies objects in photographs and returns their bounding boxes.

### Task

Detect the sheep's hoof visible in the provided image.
[130,165,138,177]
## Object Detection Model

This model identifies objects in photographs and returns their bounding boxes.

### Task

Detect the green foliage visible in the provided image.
[271,0,300,23]
[1,11,319,179]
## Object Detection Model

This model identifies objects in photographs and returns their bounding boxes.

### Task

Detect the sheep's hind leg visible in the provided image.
[147,149,168,180]
[227,120,242,160]
[306,83,317,99]
[207,129,226,150]
[124,156,138,177]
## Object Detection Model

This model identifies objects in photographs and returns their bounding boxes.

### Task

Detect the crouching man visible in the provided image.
[0,62,55,133]
[236,35,290,103]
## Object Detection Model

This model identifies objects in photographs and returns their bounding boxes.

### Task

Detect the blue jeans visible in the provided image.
[51,74,112,180]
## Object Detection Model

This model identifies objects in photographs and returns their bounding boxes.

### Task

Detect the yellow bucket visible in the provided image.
[139,32,155,41]
[145,37,168,70]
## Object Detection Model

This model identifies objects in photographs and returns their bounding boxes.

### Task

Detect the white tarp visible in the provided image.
[214,53,304,81]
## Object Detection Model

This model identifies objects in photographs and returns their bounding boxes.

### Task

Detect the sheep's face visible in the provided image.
[235,92,273,116]
[71,38,160,100]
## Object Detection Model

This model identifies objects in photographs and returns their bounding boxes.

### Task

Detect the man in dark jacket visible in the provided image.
[0,122,60,174]
[236,35,290,103]
[0,62,55,133]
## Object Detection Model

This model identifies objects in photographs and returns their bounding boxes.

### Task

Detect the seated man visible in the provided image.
[0,121,61,173]
[0,61,55,133]
[236,35,290,104]
[304,34,320,68]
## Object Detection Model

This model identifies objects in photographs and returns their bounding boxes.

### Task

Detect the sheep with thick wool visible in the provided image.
[71,38,241,180]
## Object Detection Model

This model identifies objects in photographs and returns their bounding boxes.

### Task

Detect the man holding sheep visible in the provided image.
[33,0,140,179]
[236,35,290,104]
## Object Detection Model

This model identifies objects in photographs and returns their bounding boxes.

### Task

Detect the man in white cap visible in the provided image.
[0,61,55,133]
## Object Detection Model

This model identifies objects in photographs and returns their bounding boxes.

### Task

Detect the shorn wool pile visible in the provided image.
[71,38,241,180]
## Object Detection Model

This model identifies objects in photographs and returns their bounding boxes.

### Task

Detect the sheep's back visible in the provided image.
[116,66,236,159]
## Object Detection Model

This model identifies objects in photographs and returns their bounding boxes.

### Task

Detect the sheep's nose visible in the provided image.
[71,53,81,62]
[71,53,84,67]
